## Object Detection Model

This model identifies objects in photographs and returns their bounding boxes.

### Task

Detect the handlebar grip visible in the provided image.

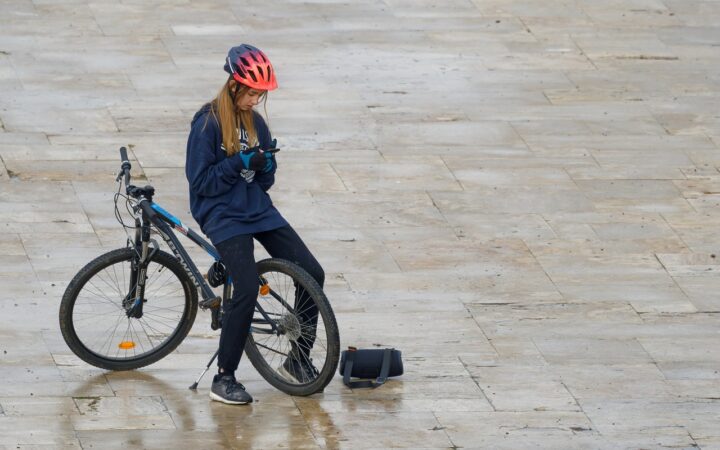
[119,146,132,171]
[118,146,132,186]
[119,146,129,163]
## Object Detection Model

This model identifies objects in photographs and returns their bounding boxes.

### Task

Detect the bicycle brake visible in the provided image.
[144,239,160,263]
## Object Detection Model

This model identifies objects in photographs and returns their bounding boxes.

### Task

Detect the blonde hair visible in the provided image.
[206,79,268,156]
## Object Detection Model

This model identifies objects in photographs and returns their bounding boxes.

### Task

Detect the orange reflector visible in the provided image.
[260,284,270,296]
[118,341,135,350]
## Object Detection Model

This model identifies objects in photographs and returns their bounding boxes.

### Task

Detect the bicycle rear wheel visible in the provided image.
[59,248,197,370]
[244,258,340,396]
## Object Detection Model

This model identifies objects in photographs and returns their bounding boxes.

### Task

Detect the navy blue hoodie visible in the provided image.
[185,104,287,245]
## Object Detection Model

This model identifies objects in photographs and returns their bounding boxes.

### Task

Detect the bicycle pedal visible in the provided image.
[199,296,222,310]
[210,307,222,330]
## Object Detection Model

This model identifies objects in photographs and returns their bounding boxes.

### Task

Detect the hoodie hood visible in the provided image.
[191,103,214,127]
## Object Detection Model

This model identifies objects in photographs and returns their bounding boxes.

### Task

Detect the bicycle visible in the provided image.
[58,147,340,396]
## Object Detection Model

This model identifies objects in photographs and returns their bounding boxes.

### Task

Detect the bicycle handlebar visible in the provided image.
[119,146,129,166]
[117,146,131,187]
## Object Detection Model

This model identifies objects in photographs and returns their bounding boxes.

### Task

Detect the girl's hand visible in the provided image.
[261,151,276,173]
[261,139,278,173]
[240,147,269,172]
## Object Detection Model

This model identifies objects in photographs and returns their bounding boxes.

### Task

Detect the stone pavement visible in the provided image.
[1,0,720,448]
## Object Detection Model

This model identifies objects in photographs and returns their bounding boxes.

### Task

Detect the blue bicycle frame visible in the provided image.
[129,199,222,308]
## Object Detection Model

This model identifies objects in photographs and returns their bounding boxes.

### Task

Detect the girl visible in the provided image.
[185,44,324,405]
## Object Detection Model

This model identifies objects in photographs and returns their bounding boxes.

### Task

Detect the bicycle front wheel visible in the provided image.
[243,258,340,396]
[59,248,197,371]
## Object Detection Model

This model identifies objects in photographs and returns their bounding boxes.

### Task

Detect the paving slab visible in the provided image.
[2,0,720,448]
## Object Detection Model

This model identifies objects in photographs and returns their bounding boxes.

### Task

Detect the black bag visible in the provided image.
[338,347,403,388]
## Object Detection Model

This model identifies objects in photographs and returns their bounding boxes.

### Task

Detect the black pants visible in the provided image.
[214,224,325,374]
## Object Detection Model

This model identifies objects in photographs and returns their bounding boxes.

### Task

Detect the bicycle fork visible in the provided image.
[125,218,156,319]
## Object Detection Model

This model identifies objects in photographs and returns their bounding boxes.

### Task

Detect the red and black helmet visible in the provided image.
[223,44,278,91]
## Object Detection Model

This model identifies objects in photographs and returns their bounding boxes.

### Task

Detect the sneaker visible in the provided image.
[278,353,319,383]
[209,374,253,405]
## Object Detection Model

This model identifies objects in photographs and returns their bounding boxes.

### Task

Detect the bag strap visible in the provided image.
[374,348,393,386]
[342,348,393,389]
[343,348,372,388]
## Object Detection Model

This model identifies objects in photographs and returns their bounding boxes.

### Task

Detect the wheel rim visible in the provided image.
[71,254,189,361]
[250,269,330,386]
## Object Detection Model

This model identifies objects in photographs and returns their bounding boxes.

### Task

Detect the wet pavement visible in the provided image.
[2,0,720,448]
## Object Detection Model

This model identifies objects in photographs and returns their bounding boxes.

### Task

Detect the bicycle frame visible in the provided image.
[118,199,212,296]
[129,197,281,334]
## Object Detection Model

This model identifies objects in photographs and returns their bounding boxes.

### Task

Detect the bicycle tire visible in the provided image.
[244,258,340,396]
[59,248,198,371]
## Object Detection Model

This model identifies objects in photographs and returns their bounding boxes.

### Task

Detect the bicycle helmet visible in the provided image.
[223,44,278,91]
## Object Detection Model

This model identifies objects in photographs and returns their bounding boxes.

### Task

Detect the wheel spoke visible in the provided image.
[255,340,288,357]
[245,264,337,392]
[66,250,192,364]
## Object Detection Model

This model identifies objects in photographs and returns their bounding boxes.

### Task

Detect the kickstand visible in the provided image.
[189,348,220,390]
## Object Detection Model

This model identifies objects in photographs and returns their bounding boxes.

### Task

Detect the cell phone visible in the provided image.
[264,148,281,154]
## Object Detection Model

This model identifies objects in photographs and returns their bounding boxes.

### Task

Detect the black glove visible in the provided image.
[239,147,271,172]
